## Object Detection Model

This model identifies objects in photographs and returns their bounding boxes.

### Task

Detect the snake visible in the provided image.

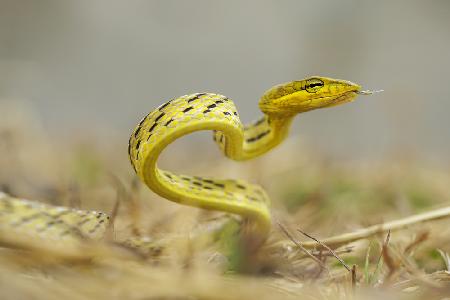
[0,76,379,250]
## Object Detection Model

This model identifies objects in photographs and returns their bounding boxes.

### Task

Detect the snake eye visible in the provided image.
[305,78,324,93]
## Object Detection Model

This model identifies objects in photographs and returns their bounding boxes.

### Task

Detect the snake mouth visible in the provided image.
[333,88,383,105]
[328,90,359,106]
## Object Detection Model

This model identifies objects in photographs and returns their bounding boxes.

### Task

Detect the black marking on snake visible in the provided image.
[24,203,36,210]
[203,179,214,184]
[37,219,63,232]
[134,126,141,138]
[207,103,216,109]
[165,118,174,126]
[76,218,90,227]
[96,213,104,219]
[215,100,224,104]
[219,134,224,143]
[60,229,72,237]
[148,123,158,132]
[52,219,64,225]
[127,142,131,156]
[36,226,48,233]
[12,213,42,226]
[183,106,194,113]
[154,112,165,122]
[246,195,258,202]
[165,173,173,179]
[134,151,139,163]
[203,109,211,114]
[147,134,152,141]
[44,220,56,227]
[193,181,202,186]
[187,93,206,103]
[254,117,266,126]
[88,222,102,234]
[204,186,213,190]
[214,183,225,188]
[158,100,173,111]
[246,130,270,143]
[135,140,141,150]
[236,184,246,189]
[51,210,72,219]
[223,112,231,116]
[233,112,238,116]
[181,176,191,181]
[257,130,271,139]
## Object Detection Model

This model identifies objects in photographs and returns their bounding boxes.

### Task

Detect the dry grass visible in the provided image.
[0,104,449,300]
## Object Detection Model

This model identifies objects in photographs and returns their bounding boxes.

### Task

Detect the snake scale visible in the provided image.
[0,76,377,250]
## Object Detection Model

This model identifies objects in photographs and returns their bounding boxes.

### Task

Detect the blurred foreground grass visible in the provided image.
[0,103,449,299]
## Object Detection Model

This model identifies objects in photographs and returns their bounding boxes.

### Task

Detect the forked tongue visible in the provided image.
[356,89,384,95]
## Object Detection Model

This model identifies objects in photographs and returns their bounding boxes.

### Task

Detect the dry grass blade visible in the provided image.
[351,265,357,289]
[277,222,326,270]
[381,231,398,282]
[369,230,390,284]
[297,229,351,272]
[298,206,450,249]
[404,231,429,255]
[437,249,450,271]
[106,173,126,240]
[127,177,142,237]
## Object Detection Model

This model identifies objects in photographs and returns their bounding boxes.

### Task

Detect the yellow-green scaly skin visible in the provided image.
[0,192,109,243]
[128,76,362,241]
[0,76,362,246]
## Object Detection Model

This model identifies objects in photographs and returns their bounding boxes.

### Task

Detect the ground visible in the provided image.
[0,108,449,300]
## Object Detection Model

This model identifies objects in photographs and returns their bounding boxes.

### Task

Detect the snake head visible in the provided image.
[259,76,362,115]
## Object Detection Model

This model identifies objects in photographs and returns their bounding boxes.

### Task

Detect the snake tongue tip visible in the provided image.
[357,89,384,95]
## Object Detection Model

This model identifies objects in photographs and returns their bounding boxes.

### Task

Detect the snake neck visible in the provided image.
[213,111,295,161]
[238,113,296,160]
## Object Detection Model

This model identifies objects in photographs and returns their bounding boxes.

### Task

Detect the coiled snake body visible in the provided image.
[0,77,373,249]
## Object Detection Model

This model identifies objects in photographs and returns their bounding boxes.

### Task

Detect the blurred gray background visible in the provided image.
[1,0,450,163]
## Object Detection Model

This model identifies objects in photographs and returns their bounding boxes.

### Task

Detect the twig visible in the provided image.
[297,229,350,272]
[369,230,390,283]
[364,242,372,284]
[382,231,397,282]
[277,222,326,269]
[404,231,429,255]
[105,173,125,241]
[437,249,450,271]
[351,265,357,289]
[297,206,450,249]
[310,246,353,257]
